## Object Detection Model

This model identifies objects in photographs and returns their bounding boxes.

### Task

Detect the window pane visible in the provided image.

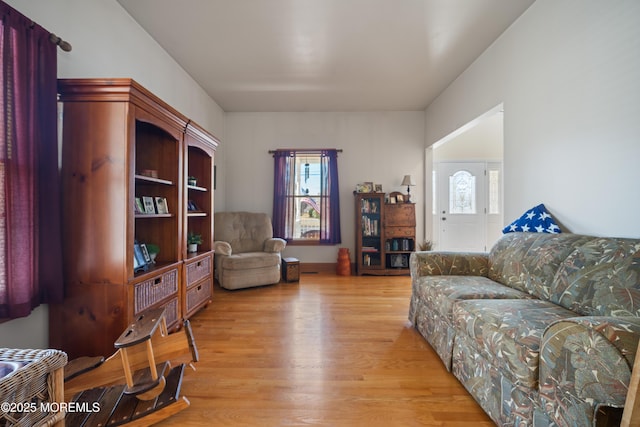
[449,170,476,214]
[293,155,321,239]
[489,169,500,214]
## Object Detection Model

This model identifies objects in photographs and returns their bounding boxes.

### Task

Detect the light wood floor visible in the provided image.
[160,273,493,426]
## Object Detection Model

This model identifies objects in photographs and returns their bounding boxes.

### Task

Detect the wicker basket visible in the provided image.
[0,348,67,427]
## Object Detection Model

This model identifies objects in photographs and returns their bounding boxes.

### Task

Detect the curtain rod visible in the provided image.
[29,22,72,52]
[268,149,343,154]
[49,32,72,52]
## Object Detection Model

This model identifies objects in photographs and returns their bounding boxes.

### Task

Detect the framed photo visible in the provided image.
[133,242,149,273]
[390,254,409,268]
[396,194,404,203]
[142,196,156,214]
[389,196,396,204]
[374,184,383,193]
[154,197,169,214]
[356,182,373,193]
[187,200,198,211]
[134,197,145,214]
[139,243,152,263]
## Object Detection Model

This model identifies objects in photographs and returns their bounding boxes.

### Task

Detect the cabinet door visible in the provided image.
[356,193,384,273]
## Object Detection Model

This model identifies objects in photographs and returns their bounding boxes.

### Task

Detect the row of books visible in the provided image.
[360,199,380,214]
[361,216,379,236]
[385,238,414,251]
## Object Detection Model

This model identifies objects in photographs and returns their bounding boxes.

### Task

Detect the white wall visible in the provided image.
[433,112,503,162]
[1,0,225,349]
[223,112,425,263]
[426,0,640,238]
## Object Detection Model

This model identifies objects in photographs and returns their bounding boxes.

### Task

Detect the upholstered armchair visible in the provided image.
[213,212,287,290]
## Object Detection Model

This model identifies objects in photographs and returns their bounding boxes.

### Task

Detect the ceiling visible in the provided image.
[117,0,534,112]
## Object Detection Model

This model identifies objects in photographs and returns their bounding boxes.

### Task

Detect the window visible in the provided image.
[449,170,476,214]
[273,149,341,244]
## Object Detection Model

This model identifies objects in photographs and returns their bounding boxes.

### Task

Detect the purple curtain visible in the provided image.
[1,2,63,319]
[272,150,295,239]
[273,149,341,244]
[318,150,341,244]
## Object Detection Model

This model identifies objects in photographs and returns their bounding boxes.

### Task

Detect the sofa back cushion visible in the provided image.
[549,237,640,316]
[214,211,274,254]
[488,233,592,299]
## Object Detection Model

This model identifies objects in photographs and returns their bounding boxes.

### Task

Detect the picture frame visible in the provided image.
[356,182,373,193]
[396,194,404,203]
[134,197,145,214]
[139,243,152,263]
[133,242,149,273]
[142,196,156,214]
[390,254,409,268]
[187,200,198,211]
[389,196,396,204]
[374,184,383,193]
[154,197,169,214]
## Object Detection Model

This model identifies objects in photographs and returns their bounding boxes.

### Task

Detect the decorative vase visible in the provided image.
[336,248,351,276]
[188,243,198,253]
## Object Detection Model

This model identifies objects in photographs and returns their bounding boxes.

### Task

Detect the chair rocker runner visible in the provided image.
[63,307,199,426]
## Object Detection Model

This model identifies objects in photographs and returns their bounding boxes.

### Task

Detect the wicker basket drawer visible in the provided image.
[186,256,212,287]
[134,268,179,315]
[185,278,212,315]
[162,297,180,328]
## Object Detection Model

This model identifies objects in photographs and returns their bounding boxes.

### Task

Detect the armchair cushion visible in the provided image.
[215,211,276,253]
[219,251,280,270]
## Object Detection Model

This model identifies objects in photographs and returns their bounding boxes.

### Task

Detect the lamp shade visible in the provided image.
[401,175,415,187]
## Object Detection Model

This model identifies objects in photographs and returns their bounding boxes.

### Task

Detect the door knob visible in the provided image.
[441,217,447,221]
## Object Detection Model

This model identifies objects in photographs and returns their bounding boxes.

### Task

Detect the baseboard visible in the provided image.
[300,262,353,275]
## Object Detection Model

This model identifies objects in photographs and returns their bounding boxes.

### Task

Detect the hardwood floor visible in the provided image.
[160,273,492,426]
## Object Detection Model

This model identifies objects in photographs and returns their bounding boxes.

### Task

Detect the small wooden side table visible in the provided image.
[282,257,300,282]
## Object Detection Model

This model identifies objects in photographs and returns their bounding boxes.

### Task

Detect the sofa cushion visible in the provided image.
[219,251,280,270]
[550,237,640,316]
[488,232,593,298]
[420,276,532,322]
[453,299,576,388]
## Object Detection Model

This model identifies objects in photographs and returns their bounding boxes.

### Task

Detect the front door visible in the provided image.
[437,162,486,252]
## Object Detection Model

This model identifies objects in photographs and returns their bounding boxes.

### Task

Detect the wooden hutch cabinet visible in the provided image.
[355,192,415,276]
[50,79,218,359]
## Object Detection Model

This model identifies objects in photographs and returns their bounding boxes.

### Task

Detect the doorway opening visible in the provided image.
[430,105,504,252]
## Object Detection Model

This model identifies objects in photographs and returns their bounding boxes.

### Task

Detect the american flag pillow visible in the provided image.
[503,203,561,234]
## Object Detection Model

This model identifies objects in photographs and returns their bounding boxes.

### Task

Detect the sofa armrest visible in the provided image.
[264,238,286,253]
[539,316,640,425]
[214,241,232,256]
[409,251,489,279]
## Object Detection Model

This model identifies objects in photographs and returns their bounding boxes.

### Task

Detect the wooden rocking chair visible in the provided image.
[63,307,198,426]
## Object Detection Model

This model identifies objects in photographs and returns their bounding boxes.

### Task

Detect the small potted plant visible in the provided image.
[187,176,197,186]
[187,232,203,253]
[146,243,160,262]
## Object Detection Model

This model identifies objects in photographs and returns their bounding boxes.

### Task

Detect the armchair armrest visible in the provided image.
[264,238,286,253]
[539,316,640,425]
[409,251,489,279]
[214,241,232,256]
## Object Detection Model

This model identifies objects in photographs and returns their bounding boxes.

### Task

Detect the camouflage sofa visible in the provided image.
[408,232,640,426]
